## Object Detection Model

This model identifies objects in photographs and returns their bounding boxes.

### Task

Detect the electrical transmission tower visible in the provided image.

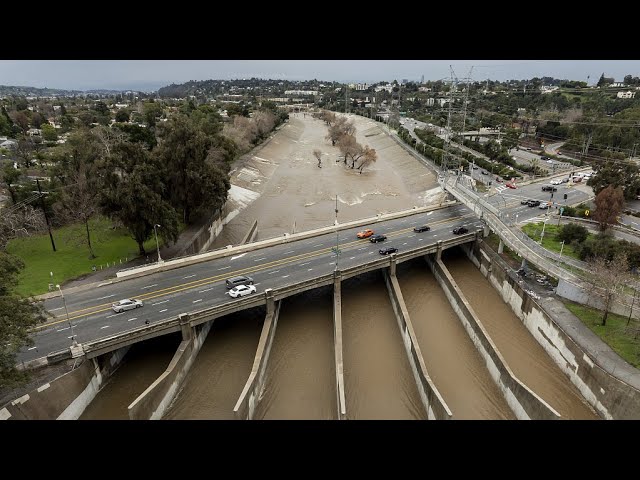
[440,65,474,180]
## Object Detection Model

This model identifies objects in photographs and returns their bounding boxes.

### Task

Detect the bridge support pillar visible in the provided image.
[390,255,397,277]
[521,258,527,270]
[436,240,443,260]
[498,239,504,254]
[265,288,275,315]
[179,313,192,341]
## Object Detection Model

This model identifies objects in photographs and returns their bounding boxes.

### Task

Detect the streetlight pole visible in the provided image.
[153,224,162,263]
[334,195,339,271]
[559,240,565,258]
[56,284,77,346]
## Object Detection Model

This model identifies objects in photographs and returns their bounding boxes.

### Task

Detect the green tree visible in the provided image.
[0,252,48,389]
[557,223,588,244]
[588,161,640,200]
[593,185,625,232]
[97,142,179,255]
[115,109,130,123]
[155,115,231,223]
[1,164,21,204]
[143,101,164,127]
[40,123,58,142]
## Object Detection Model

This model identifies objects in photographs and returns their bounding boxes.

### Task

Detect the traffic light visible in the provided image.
[564,193,568,200]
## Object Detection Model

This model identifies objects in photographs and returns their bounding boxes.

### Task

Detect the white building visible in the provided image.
[425,98,435,107]
[540,86,559,94]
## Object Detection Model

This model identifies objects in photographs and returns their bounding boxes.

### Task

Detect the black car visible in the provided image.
[369,234,387,243]
[541,185,557,192]
[520,199,530,205]
[379,246,398,255]
[453,226,469,235]
[413,225,431,233]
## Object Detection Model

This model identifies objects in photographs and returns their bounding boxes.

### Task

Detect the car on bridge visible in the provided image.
[453,226,469,235]
[369,234,387,243]
[228,284,257,298]
[111,298,143,313]
[226,275,254,289]
[541,185,557,192]
[413,224,431,232]
[550,179,562,185]
[379,246,398,255]
[357,228,374,239]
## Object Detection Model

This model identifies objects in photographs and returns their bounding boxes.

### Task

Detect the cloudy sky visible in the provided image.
[1,60,638,92]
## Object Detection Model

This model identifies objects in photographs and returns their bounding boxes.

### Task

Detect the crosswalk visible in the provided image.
[519,215,549,225]
[495,185,508,193]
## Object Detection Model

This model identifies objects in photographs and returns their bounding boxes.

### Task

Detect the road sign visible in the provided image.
[331,247,342,255]
[560,207,564,215]
[585,209,590,216]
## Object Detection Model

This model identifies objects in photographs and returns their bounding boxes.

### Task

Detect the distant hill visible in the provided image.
[0,85,141,97]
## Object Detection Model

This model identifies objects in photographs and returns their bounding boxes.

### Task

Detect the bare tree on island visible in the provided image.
[584,253,633,326]
[313,149,322,168]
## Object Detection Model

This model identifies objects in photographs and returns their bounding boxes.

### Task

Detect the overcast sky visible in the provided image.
[1,60,638,92]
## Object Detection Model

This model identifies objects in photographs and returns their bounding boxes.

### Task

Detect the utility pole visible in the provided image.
[36,179,56,252]
[345,84,349,115]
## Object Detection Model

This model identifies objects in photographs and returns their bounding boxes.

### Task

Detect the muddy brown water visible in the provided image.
[396,259,515,419]
[443,250,597,419]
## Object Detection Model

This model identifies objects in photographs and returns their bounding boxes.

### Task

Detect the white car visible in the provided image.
[550,179,561,185]
[228,284,257,298]
[111,298,143,313]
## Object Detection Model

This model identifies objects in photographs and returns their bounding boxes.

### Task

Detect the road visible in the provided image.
[20,204,483,363]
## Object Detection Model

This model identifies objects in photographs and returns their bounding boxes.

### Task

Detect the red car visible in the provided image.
[357,229,374,239]
[506,182,517,189]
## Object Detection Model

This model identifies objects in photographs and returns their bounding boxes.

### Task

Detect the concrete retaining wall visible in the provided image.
[465,242,640,419]
[426,255,560,420]
[382,268,452,420]
[127,318,213,420]
[333,274,347,420]
[1,346,130,420]
[233,300,281,420]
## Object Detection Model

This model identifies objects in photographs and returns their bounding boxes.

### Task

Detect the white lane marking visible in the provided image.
[218,266,230,270]
[285,250,295,254]
[254,257,266,262]
[50,307,64,312]
[199,288,214,293]
[98,281,112,287]
[282,275,290,278]
[193,299,203,303]
[350,256,355,260]
[96,294,115,300]
[183,274,196,279]
[408,234,415,238]
[128,318,137,322]
[230,253,247,260]
[106,313,124,318]
[358,247,366,251]
[152,300,169,306]
[433,235,438,237]
[308,268,313,271]
[68,336,75,339]
[268,270,280,275]
[142,284,158,290]
[313,243,323,247]
[28,346,37,350]
[411,222,418,224]
[159,309,168,313]
[254,283,261,287]
[403,243,407,245]
[368,252,374,255]
[56,327,70,332]
[100,325,110,329]
[427,212,433,216]
[299,262,310,266]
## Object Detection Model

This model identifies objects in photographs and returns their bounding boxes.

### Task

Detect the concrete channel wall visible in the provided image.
[233,299,282,420]
[382,268,453,420]
[426,255,560,420]
[127,316,213,420]
[333,273,347,420]
[1,346,130,420]
[463,242,640,419]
